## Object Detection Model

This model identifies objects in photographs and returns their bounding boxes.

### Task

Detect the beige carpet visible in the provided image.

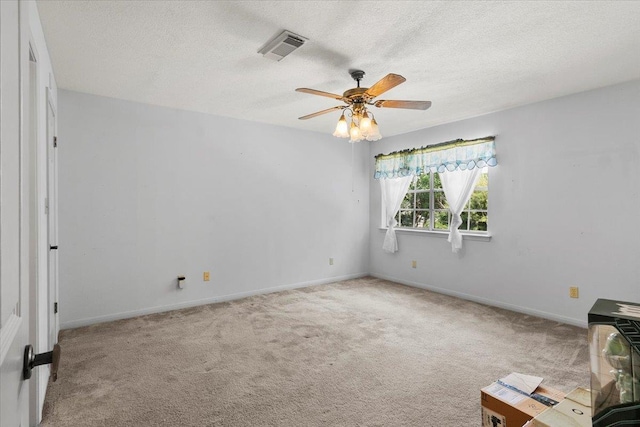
[41,277,589,426]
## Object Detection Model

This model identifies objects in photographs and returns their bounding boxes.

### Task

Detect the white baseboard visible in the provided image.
[61,272,368,329]
[370,272,587,328]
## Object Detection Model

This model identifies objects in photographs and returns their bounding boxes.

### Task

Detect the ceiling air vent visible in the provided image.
[258,30,307,61]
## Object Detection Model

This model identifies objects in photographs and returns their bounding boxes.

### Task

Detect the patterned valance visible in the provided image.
[374,137,497,179]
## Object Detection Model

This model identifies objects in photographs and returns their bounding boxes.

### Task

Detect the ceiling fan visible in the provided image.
[296,70,431,142]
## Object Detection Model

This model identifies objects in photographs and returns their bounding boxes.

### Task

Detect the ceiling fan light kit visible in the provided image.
[297,70,431,142]
[342,105,381,143]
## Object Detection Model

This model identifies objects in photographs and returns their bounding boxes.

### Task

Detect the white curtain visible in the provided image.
[380,176,413,253]
[439,168,481,253]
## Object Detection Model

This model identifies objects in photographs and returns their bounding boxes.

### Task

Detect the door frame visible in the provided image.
[27,38,43,426]
[46,87,58,349]
[26,34,57,425]
[24,22,58,427]
[26,38,58,427]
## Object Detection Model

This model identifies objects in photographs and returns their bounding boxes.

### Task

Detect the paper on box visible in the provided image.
[529,387,591,427]
[500,372,544,395]
[481,381,565,427]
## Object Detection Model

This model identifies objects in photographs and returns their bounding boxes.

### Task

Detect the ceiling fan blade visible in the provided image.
[364,74,406,98]
[296,88,344,100]
[298,106,343,120]
[374,100,432,110]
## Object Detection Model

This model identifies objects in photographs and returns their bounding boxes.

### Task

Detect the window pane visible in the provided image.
[434,191,448,209]
[408,176,417,190]
[415,211,429,228]
[469,190,488,210]
[416,192,430,209]
[433,172,442,189]
[476,172,489,189]
[387,167,488,233]
[459,211,469,231]
[399,210,413,227]
[470,211,488,231]
[400,193,413,210]
[434,210,449,230]
[415,174,430,190]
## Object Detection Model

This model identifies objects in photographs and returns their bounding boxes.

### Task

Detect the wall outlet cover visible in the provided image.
[569,286,579,298]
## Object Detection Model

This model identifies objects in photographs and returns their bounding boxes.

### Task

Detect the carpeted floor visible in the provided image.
[41,277,589,426]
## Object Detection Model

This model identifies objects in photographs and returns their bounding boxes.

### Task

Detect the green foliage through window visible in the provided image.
[395,169,488,232]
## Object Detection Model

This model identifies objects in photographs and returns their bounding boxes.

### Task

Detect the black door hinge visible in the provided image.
[53,136,57,148]
[54,302,58,314]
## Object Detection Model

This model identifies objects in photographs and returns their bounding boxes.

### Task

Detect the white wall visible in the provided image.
[369,80,640,327]
[59,81,639,330]
[58,90,369,329]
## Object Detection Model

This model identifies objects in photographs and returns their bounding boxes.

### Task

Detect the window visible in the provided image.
[395,168,489,232]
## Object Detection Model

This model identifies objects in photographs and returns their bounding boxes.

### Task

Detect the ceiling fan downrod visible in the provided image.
[350,70,365,88]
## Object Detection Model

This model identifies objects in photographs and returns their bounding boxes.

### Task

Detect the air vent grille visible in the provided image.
[258,30,307,62]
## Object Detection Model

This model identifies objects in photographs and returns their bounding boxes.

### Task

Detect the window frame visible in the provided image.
[383,168,490,236]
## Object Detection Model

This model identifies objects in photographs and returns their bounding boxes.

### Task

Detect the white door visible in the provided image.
[0,0,31,425]
[46,93,58,348]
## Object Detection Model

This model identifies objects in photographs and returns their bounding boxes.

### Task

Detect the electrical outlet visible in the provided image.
[411,260,417,268]
[329,258,334,265]
[203,271,210,281]
[569,286,579,298]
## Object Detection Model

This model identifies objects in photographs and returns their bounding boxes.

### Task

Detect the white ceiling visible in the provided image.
[36,1,640,137]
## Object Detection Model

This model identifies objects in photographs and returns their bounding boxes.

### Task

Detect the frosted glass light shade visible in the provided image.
[359,111,372,136]
[349,121,363,143]
[366,118,382,141]
[333,113,349,138]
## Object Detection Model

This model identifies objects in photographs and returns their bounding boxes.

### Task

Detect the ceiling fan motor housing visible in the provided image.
[343,87,369,102]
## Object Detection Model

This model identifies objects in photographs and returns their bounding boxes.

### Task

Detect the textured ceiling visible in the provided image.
[36,1,640,137]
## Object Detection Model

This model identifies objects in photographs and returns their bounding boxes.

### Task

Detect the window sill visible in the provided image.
[378,227,492,242]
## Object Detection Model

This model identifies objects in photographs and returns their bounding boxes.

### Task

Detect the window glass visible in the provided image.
[393,168,489,233]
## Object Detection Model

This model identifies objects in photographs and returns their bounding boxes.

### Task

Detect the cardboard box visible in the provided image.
[527,387,591,427]
[481,382,565,427]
